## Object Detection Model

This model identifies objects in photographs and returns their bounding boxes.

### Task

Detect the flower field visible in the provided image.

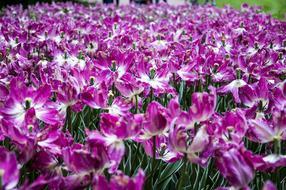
[0,2,286,190]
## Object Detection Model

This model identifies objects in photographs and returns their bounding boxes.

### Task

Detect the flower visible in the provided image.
[86,129,125,173]
[262,181,277,190]
[188,86,216,125]
[247,109,286,143]
[141,101,168,138]
[217,79,247,103]
[215,147,254,188]
[0,147,19,190]
[0,2,285,189]
[2,78,61,125]
[62,143,108,174]
[93,169,145,190]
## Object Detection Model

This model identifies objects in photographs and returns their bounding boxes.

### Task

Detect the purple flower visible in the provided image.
[100,113,141,139]
[0,2,285,189]
[0,84,9,103]
[177,63,199,82]
[211,62,235,83]
[247,109,286,143]
[50,174,93,190]
[137,62,175,96]
[86,130,125,173]
[216,187,250,190]
[167,97,182,120]
[261,154,286,170]
[169,121,188,153]
[211,110,248,146]
[188,86,216,127]
[0,119,35,163]
[81,86,108,109]
[239,77,269,108]
[217,79,247,103]
[0,147,19,190]
[2,78,61,125]
[62,143,108,174]
[115,75,144,99]
[141,101,168,138]
[107,97,132,116]
[143,134,183,162]
[93,169,145,190]
[215,147,254,188]
[272,81,286,110]
[262,181,277,190]
[247,118,277,143]
[187,125,211,166]
[57,82,82,113]
[31,151,58,172]
[37,126,73,155]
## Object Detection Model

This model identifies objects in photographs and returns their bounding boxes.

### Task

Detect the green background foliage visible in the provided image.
[215,0,286,19]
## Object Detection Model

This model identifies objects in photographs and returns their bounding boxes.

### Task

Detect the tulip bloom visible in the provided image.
[0,147,19,190]
[215,147,254,188]
[2,78,61,125]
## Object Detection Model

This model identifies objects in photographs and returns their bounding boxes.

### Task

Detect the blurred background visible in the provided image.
[0,0,285,19]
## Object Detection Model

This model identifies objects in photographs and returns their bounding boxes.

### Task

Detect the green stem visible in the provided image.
[163,93,167,106]
[178,155,188,190]
[135,95,139,114]
[197,79,202,92]
[205,74,210,90]
[130,143,140,176]
[172,73,177,89]
[274,138,281,155]
[150,87,154,102]
[193,164,201,189]
[149,136,157,187]
[236,69,241,79]
[152,136,156,162]
[65,106,72,133]
[112,83,116,97]
[274,138,281,188]
[85,106,92,129]
[179,80,185,104]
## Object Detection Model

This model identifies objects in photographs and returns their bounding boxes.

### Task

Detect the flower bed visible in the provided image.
[0,2,285,190]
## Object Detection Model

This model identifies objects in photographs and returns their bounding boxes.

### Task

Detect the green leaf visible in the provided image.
[155,160,184,185]
[155,176,173,190]
[179,80,185,104]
